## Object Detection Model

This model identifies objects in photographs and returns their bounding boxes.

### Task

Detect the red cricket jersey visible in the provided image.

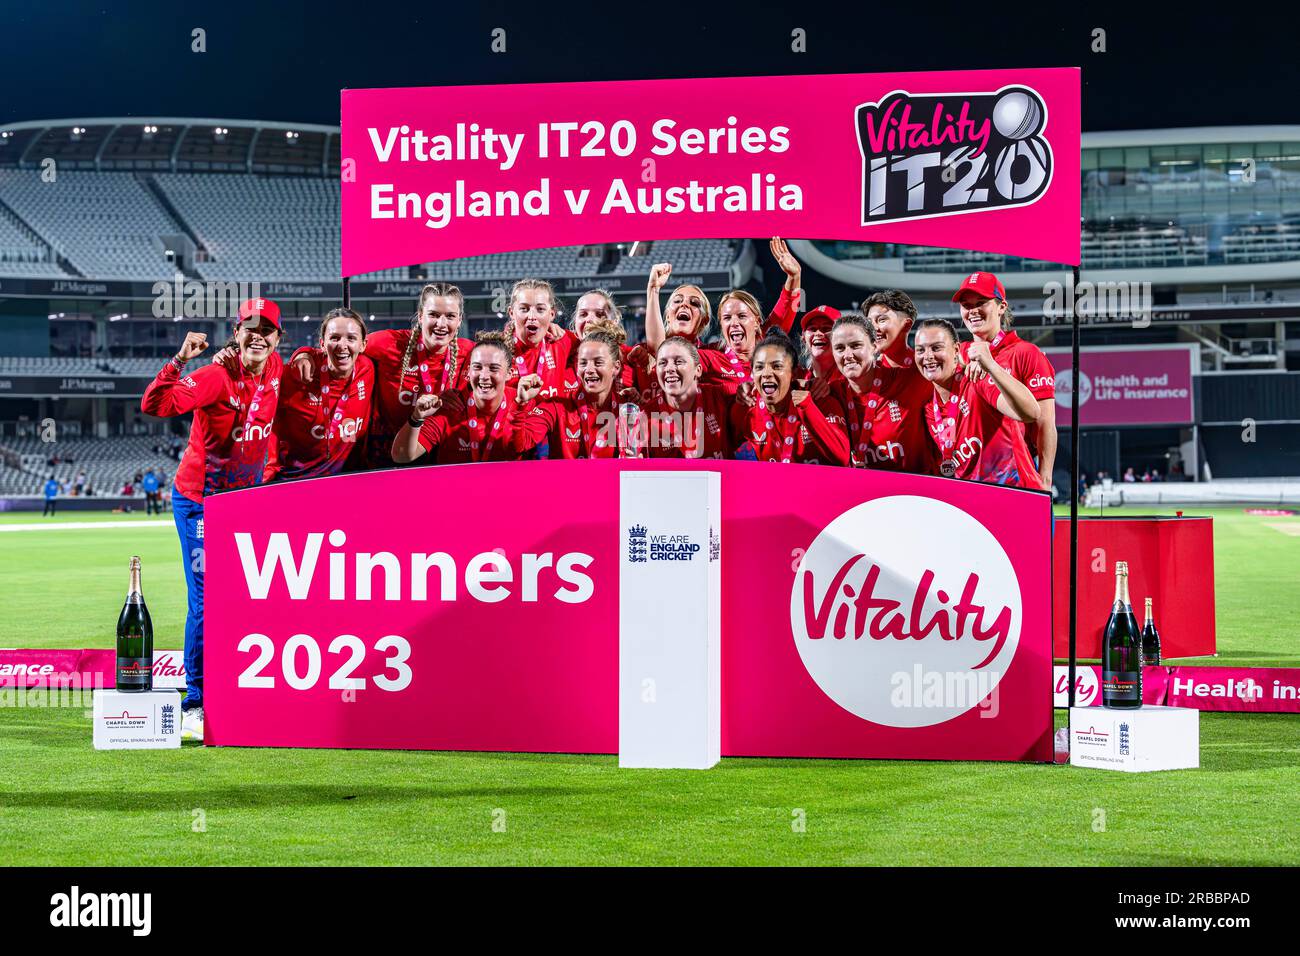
[507,329,580,399]
[413,391,529,464]
[880,336,916,370]
[510,392,641,459]
[959,331,1055,452]
[270,351,376,481]
[731,395,850,465]
[141,354,283,501]
[642,385,734,459]
[361,328,473,468]
[923,374,1039,488]
[822,365,937,474]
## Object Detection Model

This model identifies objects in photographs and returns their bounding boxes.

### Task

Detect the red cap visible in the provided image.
[237,297,283,332]
[951,272,1006,304]
[801,305,841,328]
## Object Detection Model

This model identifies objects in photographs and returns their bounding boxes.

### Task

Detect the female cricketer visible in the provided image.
[293,282,473,469]
[643,336,735,459]
[952,272,1058,490]
[390,332,528,464]
[140,297,284,740]
[269,308,375,481]
[732,329,849,465]
[824,312,935,473]
[913,318,1041,488]
[510,321,640,458]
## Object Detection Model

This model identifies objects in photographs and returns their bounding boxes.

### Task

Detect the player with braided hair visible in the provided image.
[391,330,533,464]
[290,282,472,468]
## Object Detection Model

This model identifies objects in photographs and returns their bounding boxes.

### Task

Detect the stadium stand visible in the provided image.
[155,172,340,281]
[610,239,735,274]
[0,436,179,496]
[0,169,182,279]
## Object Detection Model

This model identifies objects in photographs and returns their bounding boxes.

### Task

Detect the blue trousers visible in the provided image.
[171,486,205,711]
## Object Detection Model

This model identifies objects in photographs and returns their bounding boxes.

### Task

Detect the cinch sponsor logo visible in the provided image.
[953,435,983,465]
[1028,374,1053,390]
[859,439,904,465]
[791,495,1021,728]
[311,417,364,441]
[50,885,151,936]
[233,422,272,442]
[233,530,595,604]
[855,85,1053,226]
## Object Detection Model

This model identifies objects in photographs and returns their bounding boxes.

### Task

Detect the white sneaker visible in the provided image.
[181,707,205,742]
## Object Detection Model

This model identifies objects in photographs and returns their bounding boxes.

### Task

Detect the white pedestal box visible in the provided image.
[93,689,183,749]
[1069,705,1199,772]
[619,471,721,769]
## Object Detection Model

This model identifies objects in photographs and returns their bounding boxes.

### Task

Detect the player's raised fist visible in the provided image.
[175,332,209,363]
[515,373,544,404]
[412,392,442,421]
[647,262,673,292]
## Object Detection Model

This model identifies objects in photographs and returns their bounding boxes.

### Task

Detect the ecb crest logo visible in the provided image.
[855,86,1053,225]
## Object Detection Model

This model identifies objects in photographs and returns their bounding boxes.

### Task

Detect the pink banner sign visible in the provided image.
[1045,345,1196,426]
[204,461,1053,762]
[0,649,185,690]
[1166,666,1300,713]
[340,69,1081,275]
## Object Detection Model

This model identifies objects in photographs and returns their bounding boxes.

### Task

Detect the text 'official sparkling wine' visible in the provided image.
[1102,561,1141,708]
[1142,597,1162,666]
[116,555,153,692]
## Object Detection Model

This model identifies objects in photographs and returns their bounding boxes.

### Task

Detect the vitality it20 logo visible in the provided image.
[855,85,1053,225]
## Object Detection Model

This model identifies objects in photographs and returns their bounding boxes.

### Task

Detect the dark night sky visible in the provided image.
[0,1,1294,131]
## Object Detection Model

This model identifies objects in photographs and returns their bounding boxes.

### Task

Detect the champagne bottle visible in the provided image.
[1101,561,1142,709]
[1142,597,1162,666]
[116,555,153,692]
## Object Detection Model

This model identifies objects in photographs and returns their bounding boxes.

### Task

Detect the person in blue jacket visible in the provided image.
[141,468,161,515]
[43,475,59,516]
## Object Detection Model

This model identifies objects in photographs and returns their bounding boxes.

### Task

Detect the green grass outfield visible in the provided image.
[0,505,1297,865]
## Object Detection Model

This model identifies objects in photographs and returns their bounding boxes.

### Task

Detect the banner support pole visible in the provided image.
[1068,260,1082,709]
[342,275,351,309]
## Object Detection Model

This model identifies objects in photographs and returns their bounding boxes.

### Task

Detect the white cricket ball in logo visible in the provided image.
[1054,368,1091,408]
[790,495,1022,728]
[992,90,1042,140]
